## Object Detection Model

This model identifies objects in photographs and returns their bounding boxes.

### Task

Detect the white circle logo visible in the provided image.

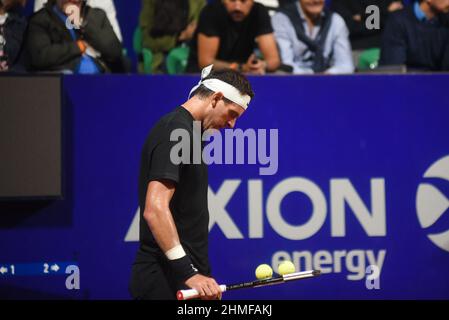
[416,155,449,252]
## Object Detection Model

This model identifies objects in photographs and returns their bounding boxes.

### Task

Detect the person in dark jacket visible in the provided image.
[330,0,404,52]
[380,0,449,71]
[0,0,27,72]
[26,0,124,73]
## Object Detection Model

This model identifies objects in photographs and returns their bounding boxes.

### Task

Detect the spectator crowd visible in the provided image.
[0,0,448,74]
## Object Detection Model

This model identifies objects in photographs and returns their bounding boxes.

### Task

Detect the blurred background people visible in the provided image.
[26,0,125,73]
[330,0,403,69]
[138,0,206,74]
[0,0,27,72]
[34,0,123,42]
[185,0,280,75]
[380,0,449,71]
[272,0,354,74]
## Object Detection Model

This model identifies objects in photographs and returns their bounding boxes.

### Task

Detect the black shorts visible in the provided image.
[129,258,188,300]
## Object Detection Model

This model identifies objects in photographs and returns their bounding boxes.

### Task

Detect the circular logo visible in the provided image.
[416,155,449,252]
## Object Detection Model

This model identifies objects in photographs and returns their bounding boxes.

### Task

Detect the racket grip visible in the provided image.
[177,285,226,300]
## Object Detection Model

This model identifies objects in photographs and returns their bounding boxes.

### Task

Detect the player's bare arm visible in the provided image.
[143,180,178,251]
[143,179,222,300]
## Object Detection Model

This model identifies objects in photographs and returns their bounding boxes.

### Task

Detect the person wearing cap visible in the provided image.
[129,66,254,300]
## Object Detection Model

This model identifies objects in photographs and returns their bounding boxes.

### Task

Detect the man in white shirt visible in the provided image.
[272,0,354,74]
[34,0,122,42]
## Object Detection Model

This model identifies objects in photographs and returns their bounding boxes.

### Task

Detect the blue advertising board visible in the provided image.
[1,74,448,299]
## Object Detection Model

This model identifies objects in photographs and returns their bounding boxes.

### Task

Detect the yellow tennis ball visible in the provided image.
[278,260,295,275]
[255,264,273,280]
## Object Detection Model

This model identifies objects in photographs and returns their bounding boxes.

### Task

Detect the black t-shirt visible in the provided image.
[186,1,273,73]
[136,107,210,276]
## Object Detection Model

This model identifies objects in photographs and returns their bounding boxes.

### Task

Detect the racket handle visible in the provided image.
[177,285,227,300]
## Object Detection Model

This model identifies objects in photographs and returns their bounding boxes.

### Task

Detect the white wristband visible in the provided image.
[165,245,186,260]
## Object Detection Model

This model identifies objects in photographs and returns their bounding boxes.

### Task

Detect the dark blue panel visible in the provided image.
[1,74,448,299]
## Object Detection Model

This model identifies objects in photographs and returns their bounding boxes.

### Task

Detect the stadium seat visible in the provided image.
[358,48,380,70]
[133,27,153,74]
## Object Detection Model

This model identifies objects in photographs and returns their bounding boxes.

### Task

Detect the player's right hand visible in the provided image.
[185,274,222,300]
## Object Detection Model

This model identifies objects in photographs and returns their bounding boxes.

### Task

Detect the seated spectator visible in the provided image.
[0,0,27,72]
[380,0,449,71]
[34,0,123,42]
[185,0,280,75]
[330,0,403,66]
[139,0,206,73]
[272,0,354,74]
[26,0,124,74]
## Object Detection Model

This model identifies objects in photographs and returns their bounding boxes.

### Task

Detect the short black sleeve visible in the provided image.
[196,4,222,37]
[144,109,194,185]
[254,3,274,37]
[147,134,182,184]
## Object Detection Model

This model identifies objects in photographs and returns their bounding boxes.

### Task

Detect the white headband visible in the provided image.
[189,65,251,110]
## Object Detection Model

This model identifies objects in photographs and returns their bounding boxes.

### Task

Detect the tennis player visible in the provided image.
[129,65,255,300]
